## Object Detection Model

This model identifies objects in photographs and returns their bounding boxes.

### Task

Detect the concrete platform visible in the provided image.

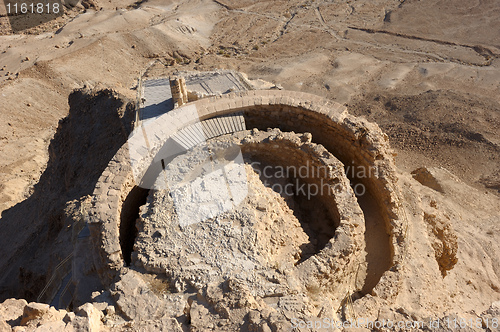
[140,70,251,122]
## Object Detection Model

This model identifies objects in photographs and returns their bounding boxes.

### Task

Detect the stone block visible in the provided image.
[242,97,253,107]
[254,96,264,105]
[20,303,49,325]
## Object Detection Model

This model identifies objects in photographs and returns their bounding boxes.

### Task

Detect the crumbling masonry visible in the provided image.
[87,89,408,328]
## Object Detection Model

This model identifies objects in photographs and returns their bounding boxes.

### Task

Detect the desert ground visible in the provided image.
[0,0,499,331]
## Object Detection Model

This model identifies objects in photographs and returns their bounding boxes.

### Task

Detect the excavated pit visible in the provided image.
[355,186,393,295]
[244,105,396,293]
[249,161,338,262]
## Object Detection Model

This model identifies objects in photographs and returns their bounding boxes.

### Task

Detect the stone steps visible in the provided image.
[171,112,246,150]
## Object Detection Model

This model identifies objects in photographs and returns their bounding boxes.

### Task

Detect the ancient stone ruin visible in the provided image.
[170,76,188,107]
[80,72,410,330]
[4,68,497,331]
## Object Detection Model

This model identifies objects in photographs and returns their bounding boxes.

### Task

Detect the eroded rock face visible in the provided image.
[423,212,458,276]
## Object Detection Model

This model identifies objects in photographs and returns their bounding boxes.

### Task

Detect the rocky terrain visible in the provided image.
[0,0,499,331]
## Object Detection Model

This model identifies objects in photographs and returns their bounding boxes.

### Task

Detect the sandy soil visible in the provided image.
[1,0,499,212]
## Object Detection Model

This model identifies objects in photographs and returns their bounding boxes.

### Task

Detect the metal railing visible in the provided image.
[134,59,165,129]
[36,205,88,308]
[36,253,73,304]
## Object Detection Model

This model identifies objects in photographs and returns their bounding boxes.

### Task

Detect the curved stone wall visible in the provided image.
[88,90,407,300]
[132,129,366,306]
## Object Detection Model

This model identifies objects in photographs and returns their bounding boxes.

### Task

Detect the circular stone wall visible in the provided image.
[88,90,407,306]
[132,129,365,308]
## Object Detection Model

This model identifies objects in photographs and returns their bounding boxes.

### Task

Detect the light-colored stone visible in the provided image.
[20,303,50,325]
[111,270,165,321]
[88,88,407,330]
[0,298,27,325]
[0,320,11,332]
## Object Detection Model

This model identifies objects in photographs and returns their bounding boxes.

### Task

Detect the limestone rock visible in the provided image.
[75,303,104,332]
[423,212,458,276]
[0,298,27,326]
[20,303,50,325]
[110,270,166,321]
[0,320,11,332]
[132,316,183,331]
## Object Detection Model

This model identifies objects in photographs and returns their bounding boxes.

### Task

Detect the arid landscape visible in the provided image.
[0,0,499,331]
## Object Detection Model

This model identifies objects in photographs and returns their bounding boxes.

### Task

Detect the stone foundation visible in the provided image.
[89,89,407,306]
